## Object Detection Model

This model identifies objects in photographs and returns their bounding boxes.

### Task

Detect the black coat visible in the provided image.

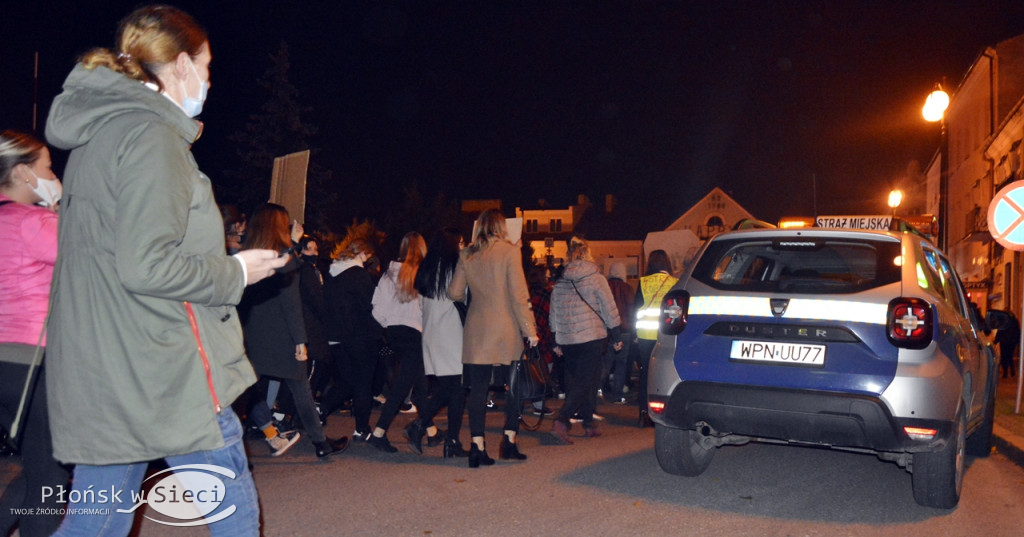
[238,262,307,380]
[298,257,330,364]
[324,265,381,343]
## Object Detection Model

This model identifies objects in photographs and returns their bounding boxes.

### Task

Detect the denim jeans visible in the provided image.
[53,407,259,537]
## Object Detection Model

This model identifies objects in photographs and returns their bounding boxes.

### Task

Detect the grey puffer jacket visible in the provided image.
[45,65,255,465]
[550,260,622,346]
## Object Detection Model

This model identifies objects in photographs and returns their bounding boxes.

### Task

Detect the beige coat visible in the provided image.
[448,240,537,365]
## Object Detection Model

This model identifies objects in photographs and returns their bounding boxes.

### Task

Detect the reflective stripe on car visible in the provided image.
[688,295,888,325]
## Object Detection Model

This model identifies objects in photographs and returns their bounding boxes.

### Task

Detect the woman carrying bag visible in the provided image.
[549,236,622,444]
[448,210,538,467]
[0,130,70,537]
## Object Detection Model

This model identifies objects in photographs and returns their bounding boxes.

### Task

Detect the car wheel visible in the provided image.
[966,371,996,457]
[655,423,715,476]
[911,409,965,509]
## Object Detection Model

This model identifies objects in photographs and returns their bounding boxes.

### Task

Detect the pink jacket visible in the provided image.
[0,194,57,345]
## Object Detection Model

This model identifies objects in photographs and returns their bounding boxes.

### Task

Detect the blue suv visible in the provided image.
[647,228,996,509]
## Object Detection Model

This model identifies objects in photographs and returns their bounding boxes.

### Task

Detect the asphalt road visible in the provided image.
[109,397,1024,537]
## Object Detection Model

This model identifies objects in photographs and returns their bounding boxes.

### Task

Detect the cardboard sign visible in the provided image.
[270,150,309,224]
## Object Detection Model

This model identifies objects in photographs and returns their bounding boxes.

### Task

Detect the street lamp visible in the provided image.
[888,189,903,218]
[923,84,950,250]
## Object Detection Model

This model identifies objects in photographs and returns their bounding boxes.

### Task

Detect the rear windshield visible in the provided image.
[691,236,903,294]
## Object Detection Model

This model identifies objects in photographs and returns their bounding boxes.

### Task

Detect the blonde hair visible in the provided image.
[80,5,208,92]
[394,232,426,303]
[567,236,593,262]
[465,209,507,256]
[0,131,46,189]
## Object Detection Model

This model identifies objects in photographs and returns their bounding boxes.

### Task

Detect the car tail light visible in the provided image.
[903,426,937,441]
[660,290,690,335]
[887,297,933,349]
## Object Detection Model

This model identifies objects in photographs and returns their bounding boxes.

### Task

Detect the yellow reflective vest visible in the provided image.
[635,272,678,340]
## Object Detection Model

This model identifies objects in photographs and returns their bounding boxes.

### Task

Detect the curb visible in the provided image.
[992,423,1024,469]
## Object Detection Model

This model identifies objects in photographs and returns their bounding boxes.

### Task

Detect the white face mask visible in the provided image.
[29,173,62,207]
[180,59,209,118]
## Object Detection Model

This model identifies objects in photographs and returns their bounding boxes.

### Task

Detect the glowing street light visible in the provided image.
[922,88,950,122]
[888,189,903,217]
[922,84,950,250]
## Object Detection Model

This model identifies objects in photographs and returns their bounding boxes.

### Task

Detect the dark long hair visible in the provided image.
[645,249,672,275]
[415,227,463,299]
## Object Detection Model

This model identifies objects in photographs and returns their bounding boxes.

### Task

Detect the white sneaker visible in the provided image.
[267,431,301,457]
[400,403,417,414]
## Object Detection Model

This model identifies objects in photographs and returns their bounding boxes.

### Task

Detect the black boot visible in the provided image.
[315,437,349,458]
[499,437,527,460]
[403,419,425,454]
[368,433,398,453]
[426,428,446,448]
[444,437,467,458]
[468,443,494,468]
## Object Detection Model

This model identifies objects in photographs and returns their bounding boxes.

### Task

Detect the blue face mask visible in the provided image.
[180,59,209,118]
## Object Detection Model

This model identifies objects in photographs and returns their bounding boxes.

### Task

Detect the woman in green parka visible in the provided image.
[44,5,286,535]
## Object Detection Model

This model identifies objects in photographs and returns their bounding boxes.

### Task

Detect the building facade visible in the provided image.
[930,34,1024,315]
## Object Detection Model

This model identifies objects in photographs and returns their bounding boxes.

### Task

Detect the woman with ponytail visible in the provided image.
[44,5,287,534]
[366,232,430,453]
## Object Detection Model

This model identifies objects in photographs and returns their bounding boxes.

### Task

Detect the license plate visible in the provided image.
[729,340,826,366]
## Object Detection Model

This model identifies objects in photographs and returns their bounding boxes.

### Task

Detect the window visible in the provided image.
[694,237,902,294]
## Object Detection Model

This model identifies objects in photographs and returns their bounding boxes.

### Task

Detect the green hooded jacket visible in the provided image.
[44,64,256,465]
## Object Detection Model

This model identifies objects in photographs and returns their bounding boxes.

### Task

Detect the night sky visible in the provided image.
[6,1,1024,234]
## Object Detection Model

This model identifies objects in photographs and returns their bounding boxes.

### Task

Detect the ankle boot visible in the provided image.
[403,419,425,454]
[468,443,494,468]
[426,428,446,448]
[444,437,468,458]
[499,437,527,460]
[550,420,573,445]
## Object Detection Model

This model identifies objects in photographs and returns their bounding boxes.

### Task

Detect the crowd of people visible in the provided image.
[0,3,750,536]
[9,6,1024,537]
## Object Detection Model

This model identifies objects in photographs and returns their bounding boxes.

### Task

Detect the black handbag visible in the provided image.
[508,346,552,402]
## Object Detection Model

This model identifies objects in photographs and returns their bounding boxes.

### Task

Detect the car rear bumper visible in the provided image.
[650,381,955,453]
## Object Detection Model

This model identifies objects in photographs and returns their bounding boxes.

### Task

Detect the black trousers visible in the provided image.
[465,363,519,437]
[321,335,378,434]
[374,326,427,432]
[417,374,465,439]
[0,362,71,537]
[634,338,657,412]
[554,339,604,428]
